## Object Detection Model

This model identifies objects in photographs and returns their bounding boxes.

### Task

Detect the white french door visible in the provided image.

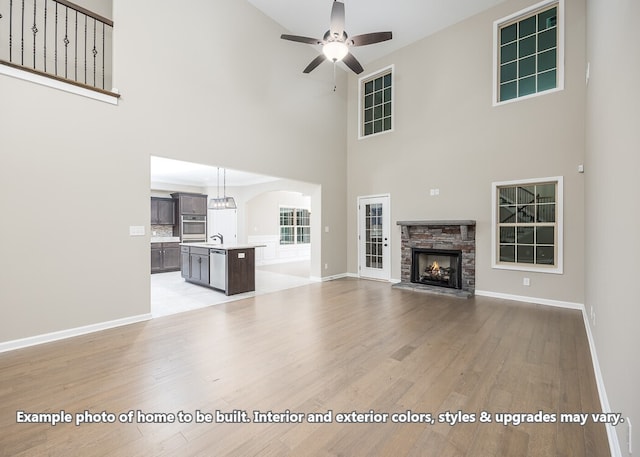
[358,195,391,280]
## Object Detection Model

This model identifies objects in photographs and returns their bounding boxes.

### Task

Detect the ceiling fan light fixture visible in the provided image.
[322,41,348,62]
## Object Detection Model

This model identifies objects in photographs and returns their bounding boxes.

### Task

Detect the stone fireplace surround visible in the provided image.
[394,220,476,298]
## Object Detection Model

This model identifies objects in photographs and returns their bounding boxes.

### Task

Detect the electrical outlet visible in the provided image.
[523,277,530,286]
[324,263,328,270]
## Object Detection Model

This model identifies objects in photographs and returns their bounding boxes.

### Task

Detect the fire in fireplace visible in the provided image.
[411,248,462,289]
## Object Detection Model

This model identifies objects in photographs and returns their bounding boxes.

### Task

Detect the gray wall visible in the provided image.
[0,0,347,343]
[585,0,640,454]
[347,0,587,304]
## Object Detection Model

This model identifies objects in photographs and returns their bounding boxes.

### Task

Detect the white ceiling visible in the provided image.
[150,156,279,188]
[248,0,507,67]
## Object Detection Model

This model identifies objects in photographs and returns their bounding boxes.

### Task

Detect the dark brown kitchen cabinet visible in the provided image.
[226,248,255,295]
[171,192,207,216]
[150,197,175,225]
[151,242,181,273]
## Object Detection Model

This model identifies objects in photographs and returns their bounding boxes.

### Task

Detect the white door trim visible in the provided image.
[357,194,391,281]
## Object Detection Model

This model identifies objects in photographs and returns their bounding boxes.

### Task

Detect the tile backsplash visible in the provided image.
[151,225,174,237]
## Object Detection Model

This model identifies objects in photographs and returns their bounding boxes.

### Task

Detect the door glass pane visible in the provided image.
[365,203,383,270]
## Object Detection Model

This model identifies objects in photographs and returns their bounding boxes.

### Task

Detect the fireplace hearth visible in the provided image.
[394,220,476,298]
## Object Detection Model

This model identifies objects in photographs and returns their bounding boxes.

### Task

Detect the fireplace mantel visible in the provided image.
[396,220,476,241]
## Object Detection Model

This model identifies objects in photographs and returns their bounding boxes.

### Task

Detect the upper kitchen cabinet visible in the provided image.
[150,197,176,225]
[171,192,208,215]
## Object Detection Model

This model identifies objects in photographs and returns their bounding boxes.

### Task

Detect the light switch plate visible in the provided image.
[129,226,145,236]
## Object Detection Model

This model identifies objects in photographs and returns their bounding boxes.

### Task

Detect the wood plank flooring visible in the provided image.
[0,278,610,456]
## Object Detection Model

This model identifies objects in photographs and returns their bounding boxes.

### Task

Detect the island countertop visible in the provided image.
[180,243,266,250]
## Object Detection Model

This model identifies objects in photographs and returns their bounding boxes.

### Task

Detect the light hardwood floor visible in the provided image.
[0,279,609,456]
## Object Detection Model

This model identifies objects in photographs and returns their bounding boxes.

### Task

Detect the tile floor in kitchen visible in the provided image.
[151,260,315,317]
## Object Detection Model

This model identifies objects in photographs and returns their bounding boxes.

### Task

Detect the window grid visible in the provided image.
[497,182,557,266]
[279,207,310,245]
[362,70,392,137]
[498,4,558,102]
[365,203,383,269]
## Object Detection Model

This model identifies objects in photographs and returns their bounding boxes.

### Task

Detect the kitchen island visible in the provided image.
[180,243,264,295]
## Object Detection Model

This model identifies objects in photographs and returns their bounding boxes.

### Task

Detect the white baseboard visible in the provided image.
[0,313,152,354]
[474,290,583,310]
[580,308,623,457]
[313,273,350,282]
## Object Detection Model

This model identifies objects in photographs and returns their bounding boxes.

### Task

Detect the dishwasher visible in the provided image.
[209,249,226,291]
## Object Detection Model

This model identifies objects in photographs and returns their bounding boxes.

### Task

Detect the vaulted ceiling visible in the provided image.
[248,0,507,65]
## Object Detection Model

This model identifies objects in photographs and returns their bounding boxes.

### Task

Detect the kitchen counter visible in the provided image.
[151,236,180,243]
[180,243,264,295]
[180,242,266,250]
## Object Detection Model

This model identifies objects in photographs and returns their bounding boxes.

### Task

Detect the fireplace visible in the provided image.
[395,220,476,298]
[412,248,462,289]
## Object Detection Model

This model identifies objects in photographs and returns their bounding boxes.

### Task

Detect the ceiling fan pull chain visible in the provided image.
[333,61,337,92]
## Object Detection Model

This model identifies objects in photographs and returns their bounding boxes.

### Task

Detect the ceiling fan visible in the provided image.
[280,0,392,75]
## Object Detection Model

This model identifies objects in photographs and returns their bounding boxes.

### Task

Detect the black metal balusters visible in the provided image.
[1,0,114,92]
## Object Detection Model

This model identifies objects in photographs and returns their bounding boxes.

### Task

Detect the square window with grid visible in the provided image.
[495,1,562,104]
[493,178,563,273]
[280,207,310,245]
[360,67,393,138]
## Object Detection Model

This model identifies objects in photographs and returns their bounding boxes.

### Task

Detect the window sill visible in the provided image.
[0,59,120,105]
[358,128,394,141]
[493,86,563,107]
[492,263,563,275]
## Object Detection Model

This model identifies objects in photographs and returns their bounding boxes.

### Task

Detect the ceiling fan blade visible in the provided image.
[281,34,323,45]
[348,31,393,47]
[303,54,327,73]
[342,52,364,74]
[329,1,345,39]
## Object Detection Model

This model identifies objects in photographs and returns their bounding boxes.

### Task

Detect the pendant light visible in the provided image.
[208,168,237,210]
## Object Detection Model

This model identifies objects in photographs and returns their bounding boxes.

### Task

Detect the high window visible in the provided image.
[492,177,563,273]
[493,0,563,105]
[279,208,310,245]
[359,65,393,138]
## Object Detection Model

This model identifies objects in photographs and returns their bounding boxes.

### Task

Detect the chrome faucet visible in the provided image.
[210,233,223,244]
